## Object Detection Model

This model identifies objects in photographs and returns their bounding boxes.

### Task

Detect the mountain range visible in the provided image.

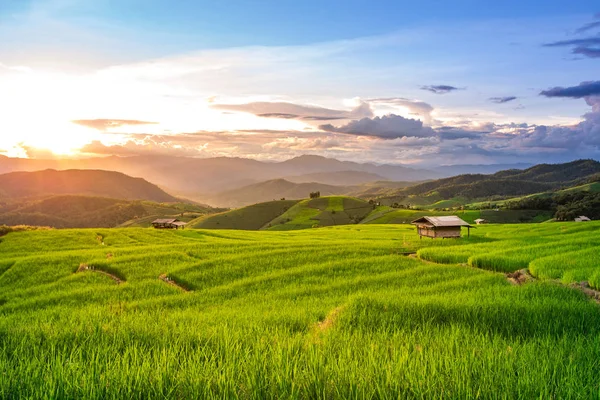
[0,154,531,200]
[0,159,599,228]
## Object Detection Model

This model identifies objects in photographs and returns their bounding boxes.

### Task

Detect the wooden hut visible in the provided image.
[151,218,187,229]
[574,216,591,222]
[411,216,472,239]
[474,218,487,225]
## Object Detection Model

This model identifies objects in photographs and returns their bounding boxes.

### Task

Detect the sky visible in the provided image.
[0,0,599,166]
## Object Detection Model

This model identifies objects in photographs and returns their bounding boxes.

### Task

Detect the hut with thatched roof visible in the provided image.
[411,216,472,239]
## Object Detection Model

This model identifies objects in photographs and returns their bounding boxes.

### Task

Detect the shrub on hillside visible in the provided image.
[0,225,52,237]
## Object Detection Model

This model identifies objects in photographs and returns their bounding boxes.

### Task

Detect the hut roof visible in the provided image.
[575,216,591,222]
[172,221,187,226]
[411,216,472,228]
[474,218,486,223]
[152,218,179,224]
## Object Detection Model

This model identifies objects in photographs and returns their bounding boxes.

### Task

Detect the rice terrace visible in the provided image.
[3,1,600,398]
[2,220,600,398]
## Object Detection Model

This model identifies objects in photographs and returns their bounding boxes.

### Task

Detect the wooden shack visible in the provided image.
[474,218,487,225]
[574,216,591,222]
[411,216,472,239]
[151,218,187,229]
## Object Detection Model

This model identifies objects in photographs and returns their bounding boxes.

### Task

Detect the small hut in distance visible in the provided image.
[474,218,487,225]
[411,216,472,239]
[574,216,591,222]
[151,218,187,229]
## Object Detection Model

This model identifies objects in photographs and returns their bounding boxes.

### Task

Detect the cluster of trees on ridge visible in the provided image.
[392,160,600,200]
[505,191,600,221]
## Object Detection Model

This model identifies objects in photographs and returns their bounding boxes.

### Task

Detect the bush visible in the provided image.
[0,225,52,237]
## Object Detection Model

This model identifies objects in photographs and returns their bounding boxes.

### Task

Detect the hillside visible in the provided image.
[2,224,600,397]
[205,179,354,208]
[189,200,299,230]
[0,169,178,202]
[375,159,600,206]
[266,196,374,230]
[0,195,217,228]
[192,196,374,231]
[361,206,552,225]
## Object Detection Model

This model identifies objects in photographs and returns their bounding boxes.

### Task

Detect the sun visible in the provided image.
[5,119,98,157]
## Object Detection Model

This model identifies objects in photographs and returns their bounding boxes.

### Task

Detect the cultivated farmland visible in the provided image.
[1,223,600,398]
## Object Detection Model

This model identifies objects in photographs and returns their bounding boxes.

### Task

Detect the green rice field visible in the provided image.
[1,222,600,398]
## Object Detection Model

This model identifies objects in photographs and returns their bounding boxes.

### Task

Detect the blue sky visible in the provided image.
[0,0,599,166]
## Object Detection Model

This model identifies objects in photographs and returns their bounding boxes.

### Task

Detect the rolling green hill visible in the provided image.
[2,224,600,397]
[375,159,600,207]
[0,195,218,228]
[264,196,373,230]
[186,194,557,232]
[191,196,374,231]
[188,200,299,230]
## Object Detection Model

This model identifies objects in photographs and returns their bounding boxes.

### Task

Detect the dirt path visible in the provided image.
[159,274,190,292]
[315,305,345,333]
[76,263,123,284]
[307,305,346,344]
[506,269,535,285]
[569,282,600,304]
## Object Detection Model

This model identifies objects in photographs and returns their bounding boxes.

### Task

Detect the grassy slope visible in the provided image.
[119,202,216,228]
[467,182,600,209]
[189,200,300,230]
[266,196,373,231]
[1,224,600,397]
[0,195,215,229]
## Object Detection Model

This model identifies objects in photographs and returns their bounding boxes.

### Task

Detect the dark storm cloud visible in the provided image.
[489,96,517,104]
[540,81,600,98]
[420,85,460,94]
[572,46,600,58]
[436,127,486,140]
[319,114,435,139]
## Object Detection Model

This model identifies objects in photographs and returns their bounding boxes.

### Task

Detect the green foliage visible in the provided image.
[1,223,600,397]
[377,159,600,208]
[0,196,216,229]
[267,197,373,230]
[506,190,600,221]
[190,200,300,230]
[0,224,51,237]
[417,222,600,285]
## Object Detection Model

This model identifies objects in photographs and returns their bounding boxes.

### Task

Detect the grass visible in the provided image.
[417,222,600,284]
[267,196,373,230]
[362,209,481,224]
[1,223,600,397]
[189,200,299,230]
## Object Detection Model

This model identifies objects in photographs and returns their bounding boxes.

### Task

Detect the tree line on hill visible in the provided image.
[505,191,600,221]
[391,159,600,201]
